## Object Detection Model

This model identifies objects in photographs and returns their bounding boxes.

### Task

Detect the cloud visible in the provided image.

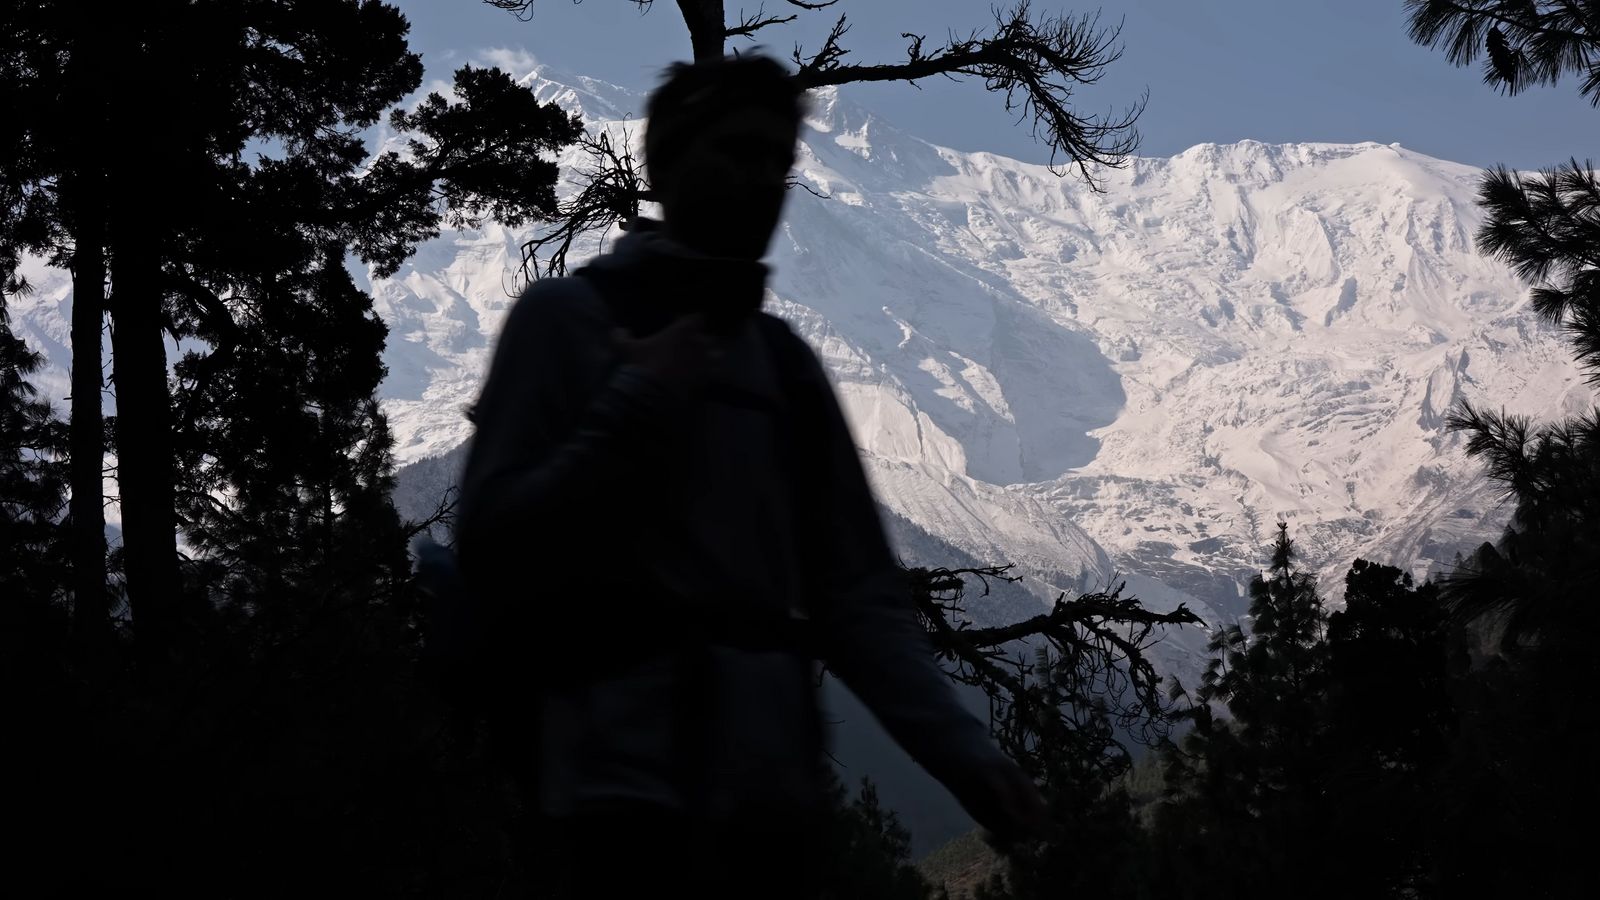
[473,46,541,77]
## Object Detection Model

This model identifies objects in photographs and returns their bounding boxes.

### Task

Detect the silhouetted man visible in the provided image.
[458,54,1046,898]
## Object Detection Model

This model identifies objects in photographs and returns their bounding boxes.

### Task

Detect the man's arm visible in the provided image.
[787,334,1010,785]
[786,333,1047,841]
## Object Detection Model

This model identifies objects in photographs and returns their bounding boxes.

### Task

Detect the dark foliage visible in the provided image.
[818,774,942,900]
[0,302,68,605]
[1146,524,1332,900]
[1,2,580,895]
[904,566,1197,899]
[1140,536,1470,899]
[1405,1,1600,102]
[1475,161,1600,380]
[0,1,582,657]
[1442,401,1600,647]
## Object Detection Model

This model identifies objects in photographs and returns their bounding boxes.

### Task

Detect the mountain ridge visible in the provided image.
[7,71,1581,627]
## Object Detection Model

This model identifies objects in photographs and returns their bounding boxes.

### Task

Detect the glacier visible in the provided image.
[8,63,1585,630]
[366,66,1582,625]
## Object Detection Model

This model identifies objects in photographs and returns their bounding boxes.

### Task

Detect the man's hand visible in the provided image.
[957,758,1051,848]
[611,312,723,395]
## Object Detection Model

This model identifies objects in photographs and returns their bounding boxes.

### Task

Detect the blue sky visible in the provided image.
[392,0,1596,169]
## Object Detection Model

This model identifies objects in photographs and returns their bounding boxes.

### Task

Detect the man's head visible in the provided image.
[644,55,805,260]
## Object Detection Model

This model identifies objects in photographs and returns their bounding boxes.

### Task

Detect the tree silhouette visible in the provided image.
[174,254,410,625]
[1443,156,1600,652]
[1405,1,1600,101]
[1147,523,1332,900]
[815,773,940,900]
[1390,15,1599,894]
[0,299,68,607]
[486,0,1144,277]
[1405,0,1600,654]
[1,1,583,664]
[4,5,588,893]
[907,566,1199,786]
[905,565,1198,898]
[1142,549,1476,899]
[0,3,110,641]
[1321,560,1458,897]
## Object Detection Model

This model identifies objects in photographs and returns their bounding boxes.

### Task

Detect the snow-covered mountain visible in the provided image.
[9,66,1585,630]
[366,68,1583,622]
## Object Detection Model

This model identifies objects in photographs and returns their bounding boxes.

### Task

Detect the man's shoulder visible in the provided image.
[752,311,823,376]
[753,309,795,333]
[503,273,611,337]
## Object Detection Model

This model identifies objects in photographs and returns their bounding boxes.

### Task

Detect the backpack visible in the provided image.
[413,265,828,796]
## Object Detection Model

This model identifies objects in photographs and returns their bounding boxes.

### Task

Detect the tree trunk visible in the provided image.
[68,202,107,639]
[66,27,108,642]
[674,0,726,61]
[109,256,183,658]
[108,93,184,661]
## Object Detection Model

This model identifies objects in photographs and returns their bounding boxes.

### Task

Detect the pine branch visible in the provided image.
[1405,0,1600,102]
[1474,159,1600,379]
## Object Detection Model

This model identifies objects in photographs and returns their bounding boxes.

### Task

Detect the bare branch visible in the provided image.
[482,1,538,22]
[792,13,852,74]
[786,174,830,198]
[515,127,832,284]
[403,486,459,544]
[958,591,1202,650]
[793,2,1143,186]
[516,125,647,282]
[901,565,1201,788]
[483,1,661,23]
[727,6,800,41]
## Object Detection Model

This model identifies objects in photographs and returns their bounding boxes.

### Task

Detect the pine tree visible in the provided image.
[5,4,585,893]
[1321,560,1458,897]
[1199,522,1328,797]
[0,3,109,637]
[1405,0,1600,653]
[816,774,939,900]
[174,254,409,622]
[0,300,68,606]
[1406,7,1597,893]
[1149,523,1330,900]
[1404,2,1600,101]
[1,1,583,663]
[0,298,79,898]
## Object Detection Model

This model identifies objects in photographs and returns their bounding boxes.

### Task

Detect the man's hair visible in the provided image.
[643,54,806,184]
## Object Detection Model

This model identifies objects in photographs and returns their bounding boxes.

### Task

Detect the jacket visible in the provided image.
[455,220,1007,822]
